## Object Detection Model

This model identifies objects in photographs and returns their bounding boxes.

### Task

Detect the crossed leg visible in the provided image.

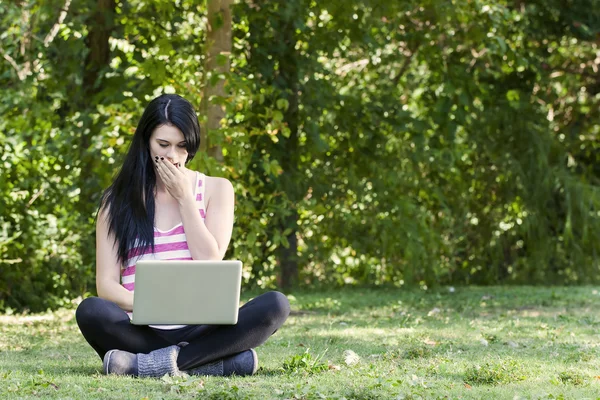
[75,291,290,370]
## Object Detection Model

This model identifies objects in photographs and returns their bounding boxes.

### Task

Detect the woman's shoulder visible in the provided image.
[205,175,234,206]
[187,170,233,196]
[205,175,234,193]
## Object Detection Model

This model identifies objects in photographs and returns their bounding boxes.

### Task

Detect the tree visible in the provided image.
[199,0,233,162]
[78,0,117,273]
[1,0,599,311]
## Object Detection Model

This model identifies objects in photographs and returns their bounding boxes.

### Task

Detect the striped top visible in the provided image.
[121,172,206,329]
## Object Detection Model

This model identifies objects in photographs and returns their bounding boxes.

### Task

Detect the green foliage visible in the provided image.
[1,0,600,310]
[464,359,527,385]
[282,348,330,375]
[202,386,252,400]
[556,370,587,386]
[160,374,206,395]
[403,345,433,360]
[230,0,600,289]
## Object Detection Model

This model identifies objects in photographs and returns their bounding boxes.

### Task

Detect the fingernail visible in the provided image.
[155,156,158,160]
[160,157,164,160]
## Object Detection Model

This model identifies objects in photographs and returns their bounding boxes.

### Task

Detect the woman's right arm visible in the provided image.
[96,207,134,311]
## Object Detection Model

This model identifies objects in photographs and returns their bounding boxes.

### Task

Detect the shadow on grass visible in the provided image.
[255,367,286,377]
[1,346,293,379]
[257,286,600,316]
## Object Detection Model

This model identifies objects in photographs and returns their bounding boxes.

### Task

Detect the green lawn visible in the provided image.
[1,286,600,399]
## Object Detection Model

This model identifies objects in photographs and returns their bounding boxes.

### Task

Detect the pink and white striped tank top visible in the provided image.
[121,172,206,329]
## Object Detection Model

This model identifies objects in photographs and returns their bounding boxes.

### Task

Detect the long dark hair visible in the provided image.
[99,94,201,266]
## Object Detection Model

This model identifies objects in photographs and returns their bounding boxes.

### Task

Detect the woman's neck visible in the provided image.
[154,177,176,202]
[155,175,167,192]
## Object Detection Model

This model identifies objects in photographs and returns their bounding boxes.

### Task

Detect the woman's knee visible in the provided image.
[262,291,291,325]
[75,296,114,325]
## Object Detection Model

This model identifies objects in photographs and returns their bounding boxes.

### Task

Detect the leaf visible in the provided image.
[328,362,341,371]
[427,307,441,316]
[343,349,361,366]
[276,98,289,110]
[216,53,229,66]
[272,110,284,122]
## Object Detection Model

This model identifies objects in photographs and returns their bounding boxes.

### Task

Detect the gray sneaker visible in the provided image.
[223,349,259,376]
[185,349,258,377]
[103,349,138,376]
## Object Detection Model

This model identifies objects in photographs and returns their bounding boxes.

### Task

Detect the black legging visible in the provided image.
[75,291,290,371]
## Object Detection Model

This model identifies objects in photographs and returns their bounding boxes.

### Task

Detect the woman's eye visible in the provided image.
[178,144,187,148]
[159,144,168,148]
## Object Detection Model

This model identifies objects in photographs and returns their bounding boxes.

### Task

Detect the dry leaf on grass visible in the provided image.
[328,362,341,371]
[343,349,361,366]
[427,308,441,316]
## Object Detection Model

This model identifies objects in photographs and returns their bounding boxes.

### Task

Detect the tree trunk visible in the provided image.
[200,0,233,162]
[78,0,116,268]
[79,0,115,179]
[275,1,300,289]
[81,0,115,151]
[277,210,299,288]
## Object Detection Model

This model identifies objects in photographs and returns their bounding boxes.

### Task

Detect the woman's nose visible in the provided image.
[166,147,176,161]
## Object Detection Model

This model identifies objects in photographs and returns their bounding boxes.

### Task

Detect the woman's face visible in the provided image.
[149,124,189,167]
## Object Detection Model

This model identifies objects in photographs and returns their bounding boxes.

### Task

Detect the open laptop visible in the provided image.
[131,260,242,325]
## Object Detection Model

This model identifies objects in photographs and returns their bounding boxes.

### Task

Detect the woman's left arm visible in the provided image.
[179,176,235,260]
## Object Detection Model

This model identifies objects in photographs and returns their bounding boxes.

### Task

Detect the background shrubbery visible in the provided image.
[1,0,599,311]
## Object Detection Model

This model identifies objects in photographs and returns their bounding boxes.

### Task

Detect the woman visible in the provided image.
[75,94,290,378]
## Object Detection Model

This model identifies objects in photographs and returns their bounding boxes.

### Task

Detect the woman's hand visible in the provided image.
[154,156,192,203]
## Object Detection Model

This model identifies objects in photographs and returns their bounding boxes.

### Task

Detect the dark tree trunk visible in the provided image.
[78,0,116,268]
[81,0,115,151]
[277,210,299,288]
[275,1,300,289]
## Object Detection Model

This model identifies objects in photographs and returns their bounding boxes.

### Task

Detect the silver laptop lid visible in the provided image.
[131,260,242,325]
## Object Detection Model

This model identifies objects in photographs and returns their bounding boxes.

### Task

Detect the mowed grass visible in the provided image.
[2,286,600,399]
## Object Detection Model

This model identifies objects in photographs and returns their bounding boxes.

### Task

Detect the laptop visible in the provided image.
[131,260,242,325]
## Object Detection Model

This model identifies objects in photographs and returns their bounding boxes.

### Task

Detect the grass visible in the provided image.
[2,286,600,399]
